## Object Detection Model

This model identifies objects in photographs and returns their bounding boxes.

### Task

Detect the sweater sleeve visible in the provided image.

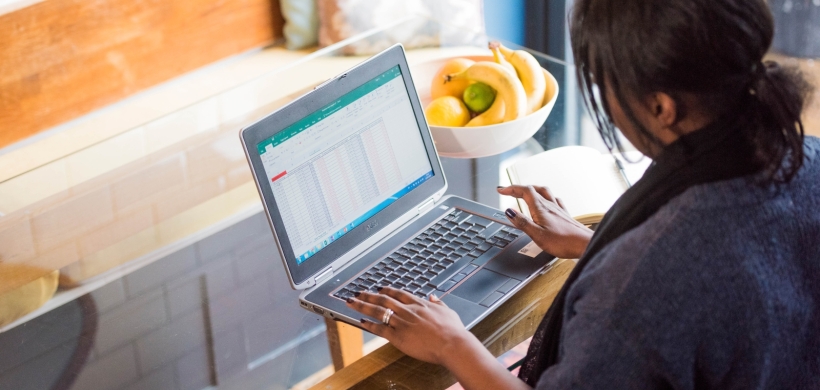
[533,241,671,389]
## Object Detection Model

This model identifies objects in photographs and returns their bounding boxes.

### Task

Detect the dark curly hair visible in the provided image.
[570,0,813,182]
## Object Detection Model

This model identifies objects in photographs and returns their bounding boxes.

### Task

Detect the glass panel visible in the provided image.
[0,15,578,390]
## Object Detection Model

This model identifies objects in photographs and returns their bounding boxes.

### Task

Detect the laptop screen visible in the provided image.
[256,66,434,265]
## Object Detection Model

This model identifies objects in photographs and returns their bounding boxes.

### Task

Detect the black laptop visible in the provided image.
[240,44,557,329]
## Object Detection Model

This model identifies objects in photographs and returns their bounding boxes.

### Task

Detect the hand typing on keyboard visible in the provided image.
[497,185,593,259]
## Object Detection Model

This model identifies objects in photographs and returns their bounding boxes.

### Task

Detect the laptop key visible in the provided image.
[437,280,457,292]
[477,242,492,252]
[451,273,467,283]
[367,275,382,284]
[471,246,502,267]
[463,264,479,274]
[359,280,376,289]
[479,291,504,307]
[333,288,349,298]
[418,284,436,297]
[384,275,399,283]
[429,256,474,286]
[496,278,521,294]
[404,285,420,294]
[495,239,511,248]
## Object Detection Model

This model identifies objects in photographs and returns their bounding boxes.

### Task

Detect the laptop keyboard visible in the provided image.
[332,209,520,301]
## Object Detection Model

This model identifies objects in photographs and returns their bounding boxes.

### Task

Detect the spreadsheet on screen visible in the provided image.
[258,67,434,264]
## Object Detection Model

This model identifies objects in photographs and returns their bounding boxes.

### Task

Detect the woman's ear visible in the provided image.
[646,92,678,128]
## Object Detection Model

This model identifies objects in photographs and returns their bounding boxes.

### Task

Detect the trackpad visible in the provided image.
[451,269,510,304]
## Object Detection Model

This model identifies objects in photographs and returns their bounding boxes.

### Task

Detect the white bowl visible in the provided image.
[412,55,559,159]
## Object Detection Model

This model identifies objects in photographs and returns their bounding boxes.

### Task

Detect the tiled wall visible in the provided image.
[0,212,331,390]
[0,127,256,294]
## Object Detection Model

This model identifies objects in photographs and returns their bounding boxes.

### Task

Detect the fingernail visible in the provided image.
[505,208,517,218]
[376,286,383,291]
[353,291,361,297]
[346,297,354,303]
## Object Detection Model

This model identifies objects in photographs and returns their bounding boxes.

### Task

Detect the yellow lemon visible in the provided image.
[431,58,474,100]
[425,96,471,127]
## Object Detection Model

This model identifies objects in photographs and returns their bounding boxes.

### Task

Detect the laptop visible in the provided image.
[240,44,557,330]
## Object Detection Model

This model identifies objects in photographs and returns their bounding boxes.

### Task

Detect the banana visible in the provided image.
[466,97,505,127]
[495,42,547,114]
[446,62,526,122]
[491,46,517,75]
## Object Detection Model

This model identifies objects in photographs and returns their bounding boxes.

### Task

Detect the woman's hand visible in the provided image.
[498,185,593,259]
[346,288,533,390]
[346,287,473,366]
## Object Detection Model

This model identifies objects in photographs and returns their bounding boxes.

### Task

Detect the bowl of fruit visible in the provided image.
[412,43,559,159]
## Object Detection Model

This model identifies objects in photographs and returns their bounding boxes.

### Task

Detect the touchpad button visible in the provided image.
[451,269,510,304]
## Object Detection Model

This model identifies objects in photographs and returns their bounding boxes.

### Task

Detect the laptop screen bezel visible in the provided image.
[240,44,446,288]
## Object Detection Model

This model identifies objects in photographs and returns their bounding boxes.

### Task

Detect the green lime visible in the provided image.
[462,82,496,113]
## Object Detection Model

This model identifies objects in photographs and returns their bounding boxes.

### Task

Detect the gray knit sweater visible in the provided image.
[537,137,820,389]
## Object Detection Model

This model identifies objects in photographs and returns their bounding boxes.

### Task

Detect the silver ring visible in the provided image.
[382,308,394,325]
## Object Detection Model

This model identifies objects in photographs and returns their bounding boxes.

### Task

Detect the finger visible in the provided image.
[346,297,391,320]
[496,185,540,206]
[347,297,413,327]
[504,208,543,239]
[429,293,446,306]
[377,286,421,305]
[519,186,548,216]
[359,318,397,338]
[556,197,568,212]
[355,290,413,317]
[533,186,558,203]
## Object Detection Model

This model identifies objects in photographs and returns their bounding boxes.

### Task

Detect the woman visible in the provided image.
[347,0,820,388]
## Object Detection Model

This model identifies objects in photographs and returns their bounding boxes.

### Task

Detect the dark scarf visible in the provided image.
[518,114,763,386]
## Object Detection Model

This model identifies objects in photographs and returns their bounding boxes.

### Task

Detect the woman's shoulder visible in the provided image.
[668,135,820,212]
[575,134,820,302]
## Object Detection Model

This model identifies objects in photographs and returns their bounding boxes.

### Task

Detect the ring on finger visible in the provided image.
[382,308,394,326]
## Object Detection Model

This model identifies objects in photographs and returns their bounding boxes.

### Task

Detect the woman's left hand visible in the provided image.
[345,287,473,366]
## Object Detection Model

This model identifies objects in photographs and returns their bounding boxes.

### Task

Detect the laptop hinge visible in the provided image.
[417,197,436,214]
[314,267,334,285]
